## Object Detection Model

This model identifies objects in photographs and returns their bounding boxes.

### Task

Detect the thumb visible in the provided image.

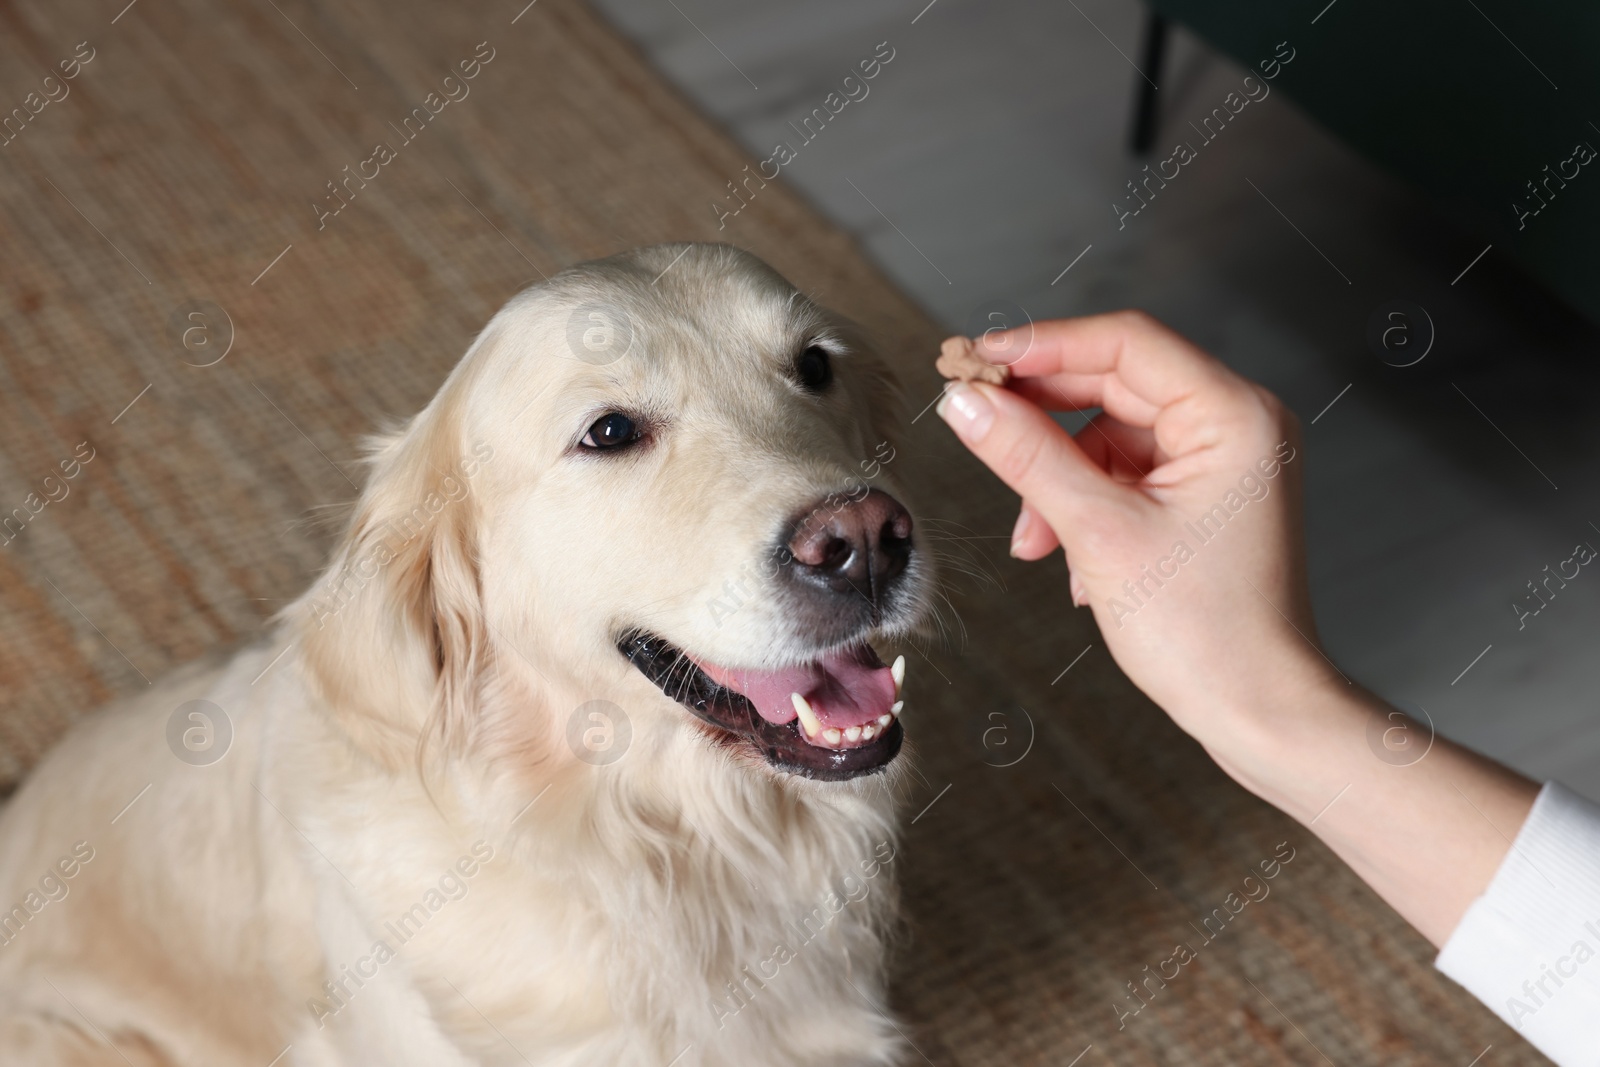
[937,381,1120,535]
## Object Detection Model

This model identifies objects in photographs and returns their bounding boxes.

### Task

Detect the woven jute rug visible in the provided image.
[0,0,1544,1062]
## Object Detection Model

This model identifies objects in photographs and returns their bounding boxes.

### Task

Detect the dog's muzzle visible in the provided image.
[618,487,922,780]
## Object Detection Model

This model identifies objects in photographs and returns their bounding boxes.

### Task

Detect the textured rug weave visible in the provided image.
[0,0,1544,1062]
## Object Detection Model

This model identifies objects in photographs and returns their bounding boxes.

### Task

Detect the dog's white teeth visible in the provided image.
[889,700,903,717]
[823,727,842,746]
[845,726,862,743]
[877,713,893,728]
[791,692,822,738]
[861,724,877,741]
[891,655,905,699]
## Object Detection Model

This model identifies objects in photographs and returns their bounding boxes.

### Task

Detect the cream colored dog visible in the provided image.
[0,244,932,1066]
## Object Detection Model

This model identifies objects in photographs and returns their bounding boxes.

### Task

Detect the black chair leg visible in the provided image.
[1129,10,1168,155]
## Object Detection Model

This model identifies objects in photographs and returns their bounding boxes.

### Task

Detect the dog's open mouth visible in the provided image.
[618,631,905,781]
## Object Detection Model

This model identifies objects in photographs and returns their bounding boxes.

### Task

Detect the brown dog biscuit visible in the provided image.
[935,335,1011,386]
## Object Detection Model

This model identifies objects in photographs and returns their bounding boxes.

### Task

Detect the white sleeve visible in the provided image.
[1436,781,1600,1066]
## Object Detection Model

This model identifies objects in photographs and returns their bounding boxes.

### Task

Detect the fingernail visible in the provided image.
[1009,506,1032,557]
[936,383,994,443]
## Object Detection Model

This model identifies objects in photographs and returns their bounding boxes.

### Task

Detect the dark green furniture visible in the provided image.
[1137,0,1600,321]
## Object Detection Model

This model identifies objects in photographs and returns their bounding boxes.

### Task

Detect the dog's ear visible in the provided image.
[291,391,491,771]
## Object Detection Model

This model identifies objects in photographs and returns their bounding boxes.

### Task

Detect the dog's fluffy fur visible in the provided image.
[0,245,930,1065]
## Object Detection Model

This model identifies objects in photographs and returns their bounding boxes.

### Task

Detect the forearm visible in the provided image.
[1192,665,1539,947]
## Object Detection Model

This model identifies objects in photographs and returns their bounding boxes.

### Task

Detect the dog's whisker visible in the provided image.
[933,599,969,651]
[924,543,1012,586]
[910,589,967,655]
[923,551,998,587]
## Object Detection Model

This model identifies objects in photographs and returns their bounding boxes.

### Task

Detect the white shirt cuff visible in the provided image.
[1436,780,1600,1067]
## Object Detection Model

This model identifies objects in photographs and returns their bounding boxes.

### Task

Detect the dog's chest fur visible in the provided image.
[265,671,905,1067]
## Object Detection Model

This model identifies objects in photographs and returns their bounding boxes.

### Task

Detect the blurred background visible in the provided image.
[594,0,1600,799]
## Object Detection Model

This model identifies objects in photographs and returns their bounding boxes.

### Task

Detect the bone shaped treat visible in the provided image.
[935,335,1011,386]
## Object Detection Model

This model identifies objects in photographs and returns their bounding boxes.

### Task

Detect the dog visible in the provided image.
[0,244,932,1066]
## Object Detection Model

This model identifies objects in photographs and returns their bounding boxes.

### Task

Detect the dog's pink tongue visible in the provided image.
[693,647,895,730]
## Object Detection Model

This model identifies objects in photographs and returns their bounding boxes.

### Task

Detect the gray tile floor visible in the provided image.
[591,0,1600,799]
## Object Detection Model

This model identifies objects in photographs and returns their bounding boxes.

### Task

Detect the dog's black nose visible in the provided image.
[782,488,913,608]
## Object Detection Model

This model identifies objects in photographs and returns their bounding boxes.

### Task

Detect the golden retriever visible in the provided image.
[0,244,931,1065]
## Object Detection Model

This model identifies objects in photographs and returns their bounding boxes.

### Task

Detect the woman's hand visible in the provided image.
[936,311,1329,741]
[936,311,1537,946]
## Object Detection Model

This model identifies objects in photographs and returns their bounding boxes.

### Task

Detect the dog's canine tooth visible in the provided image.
[823,727,842,746]
[844,726,862,743]
[891,655,905,698]
[791,692,822,738]
[876,713,893,728]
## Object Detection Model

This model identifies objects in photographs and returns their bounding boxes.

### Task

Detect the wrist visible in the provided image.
[1184,648,1374,816]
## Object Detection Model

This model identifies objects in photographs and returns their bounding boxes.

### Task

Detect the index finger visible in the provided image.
[974,311,1250,428]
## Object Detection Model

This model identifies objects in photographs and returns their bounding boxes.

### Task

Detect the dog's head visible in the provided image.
[294,244,930,787]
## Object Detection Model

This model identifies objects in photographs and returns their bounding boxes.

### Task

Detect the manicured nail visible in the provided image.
[1010,506,1032,557]
[936,382,994,443]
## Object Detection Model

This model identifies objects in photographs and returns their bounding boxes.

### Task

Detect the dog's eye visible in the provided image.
[796,345,832,392]
[580,413,638,451]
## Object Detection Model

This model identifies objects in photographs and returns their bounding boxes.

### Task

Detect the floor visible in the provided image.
[590,0,1600,798]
